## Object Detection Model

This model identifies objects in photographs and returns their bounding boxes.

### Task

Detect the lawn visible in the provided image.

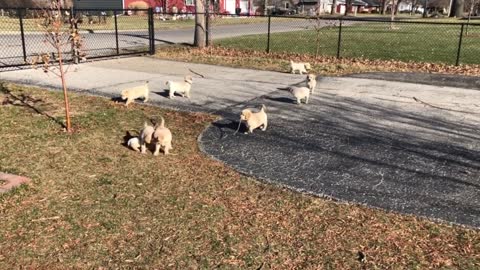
[1,82,480,268]
[216,21,480,65]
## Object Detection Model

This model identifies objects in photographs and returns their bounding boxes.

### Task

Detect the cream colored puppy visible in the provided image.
[290,60,311,75]
[306,74,317,94]
[240,104,268,134]
[127,137,141,152]
[166,76,193,99]
[139,122,155,154]
[121,81,149,107]
[152,116,172,156]
[289,86,310,105]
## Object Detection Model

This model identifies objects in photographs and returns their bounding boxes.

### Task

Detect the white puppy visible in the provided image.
[139,122,155,154]
[166,76,193,99]
[306,74,317,94]
[289,86,310,105]
[121,81,149,107]
[152,116,173,156]
[240,104,268,134]
[290,60,311,75]
[127,137,141,152]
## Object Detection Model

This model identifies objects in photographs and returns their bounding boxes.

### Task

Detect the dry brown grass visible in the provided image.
[155,45,480,77]
[0,82,479,268]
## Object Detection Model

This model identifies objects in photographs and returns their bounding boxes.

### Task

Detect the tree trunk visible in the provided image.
[331,0,337,14]
[390,0,396,29]
[450,0,464,17]
[395,0,402,14]
[194,0,206,48]
[382,0,388,14]
[344,0,350,15]
[455,0,465,17]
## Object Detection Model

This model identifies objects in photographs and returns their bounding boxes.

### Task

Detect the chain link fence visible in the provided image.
[210,15,480,65]
[2,8,480,69]
[0,7,152,69]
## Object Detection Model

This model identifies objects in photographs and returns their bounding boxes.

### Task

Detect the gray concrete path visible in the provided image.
[1,57,480,228]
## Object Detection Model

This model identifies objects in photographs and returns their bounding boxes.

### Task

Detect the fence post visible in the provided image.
[148,8,155,55]
[114,10,120,55]
[266,15,271,53]
[18,8,27,63]
[206,9,210,46]
[336,18,343,59]
[455,23,464,66]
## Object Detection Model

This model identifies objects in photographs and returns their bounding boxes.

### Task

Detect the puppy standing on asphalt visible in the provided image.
[240,104,268,134]
[166,76,193,99]
[306,74,317,94]
[289,86,310,105]
[152,116,172,156]
[139,122,155,154]
[290,60,311,75]
[121,81,149,107]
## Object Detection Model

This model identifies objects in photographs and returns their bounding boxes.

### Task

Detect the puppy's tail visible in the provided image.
[154,116,165,129]
[159,116,165,128]
[260,104,266,112]
[165,81,170,86]
[143,121,149,129]
[289,60,294,65]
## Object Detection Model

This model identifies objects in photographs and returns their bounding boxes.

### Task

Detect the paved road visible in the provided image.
[2,57,478,228]
[0,20,321,67]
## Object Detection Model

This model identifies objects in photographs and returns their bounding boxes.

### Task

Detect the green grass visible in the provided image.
[217,22,480,65]
[1,82,480,268]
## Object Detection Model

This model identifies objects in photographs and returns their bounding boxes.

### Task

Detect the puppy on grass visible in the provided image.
[289,86,310,105]
[306,74,317,94]
[121,81,149,107]
[140,122,155,154]
[152,116,172,156]
[127,137,141,152]
[166,76,193,99]
[240,104,268,134]
[290,60,311,75]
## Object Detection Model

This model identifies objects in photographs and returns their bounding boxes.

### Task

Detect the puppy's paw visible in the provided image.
[153,152,160,156]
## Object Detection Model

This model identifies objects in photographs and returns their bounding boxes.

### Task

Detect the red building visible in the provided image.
[123,0,252,14]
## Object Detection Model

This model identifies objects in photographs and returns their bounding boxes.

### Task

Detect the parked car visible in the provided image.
[270,7,296,15]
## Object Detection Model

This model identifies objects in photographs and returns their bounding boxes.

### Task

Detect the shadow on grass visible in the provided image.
[0,83,67,130]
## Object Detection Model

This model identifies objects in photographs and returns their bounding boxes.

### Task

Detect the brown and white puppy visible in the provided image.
[290,60,311,75]
[139,122,155,154]
[240,104,268,134]
[152,116,172,156]
[289,86,310,105]
[306,74,317,94]
[166,76,193,99]
[121,81,149,107]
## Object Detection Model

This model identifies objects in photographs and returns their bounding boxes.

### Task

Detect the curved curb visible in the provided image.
[0,173,31,193]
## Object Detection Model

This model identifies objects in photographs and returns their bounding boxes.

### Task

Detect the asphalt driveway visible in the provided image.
[199,75,480,228]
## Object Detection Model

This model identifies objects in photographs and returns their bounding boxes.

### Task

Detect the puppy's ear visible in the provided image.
[243,110,252,120]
